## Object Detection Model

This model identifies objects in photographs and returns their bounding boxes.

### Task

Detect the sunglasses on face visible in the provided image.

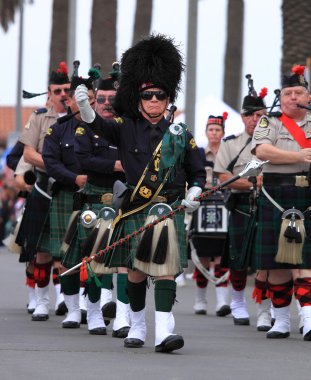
[52,88,70,95]
[96,95,116,104]
[140,90,167,101]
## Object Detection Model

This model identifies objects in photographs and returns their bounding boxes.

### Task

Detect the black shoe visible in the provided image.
[102,301,116,326]
[80,309,87,324]
[155,335,184,353]
[303,330,311,341]
[300,326,304,334]
[233,317,250,326]
[216,305,231,317]
[27,308,35,314]
[257,325,271,332]
[194,310,207,315]
[62,321,80,328]
[112,326,130,338]
[32,314,49,321]
[55,301,68,316]
[124,338,144,348]
[266,331,290,339]
[89,327,107,335]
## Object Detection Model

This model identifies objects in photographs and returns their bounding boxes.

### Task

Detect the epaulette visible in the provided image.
[33,107,47,115]
[266,111,282,118]
[223,134,236,142]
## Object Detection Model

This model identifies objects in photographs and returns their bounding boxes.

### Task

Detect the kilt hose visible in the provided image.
[62,183,113,269]
[102,201,188,276]
[221,195,255,270]
[15,185,51,261]
[254,184,311,270]
[37,190,75,258]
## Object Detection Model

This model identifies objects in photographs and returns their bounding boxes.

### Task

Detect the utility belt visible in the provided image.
[263,173,310,187]
[224,192,251,211]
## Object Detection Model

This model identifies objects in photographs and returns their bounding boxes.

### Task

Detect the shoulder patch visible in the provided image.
[223,134,236,142]
[114,117,124,124]
[259,117,269,128]
[46,127,53,136]
[75,127,86,136]
[33,107,47,115]
[189,138,197,149]
[254,129,270,140]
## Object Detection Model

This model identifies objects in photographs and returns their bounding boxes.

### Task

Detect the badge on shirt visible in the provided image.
[254,129,270,139]
[46,127,53,136]
[259,117,269,128]
[114,117,123,124]
[75,127,86,136]
[24,121,30,130]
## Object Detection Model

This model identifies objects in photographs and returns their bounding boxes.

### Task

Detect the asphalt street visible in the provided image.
[1,246,311,380]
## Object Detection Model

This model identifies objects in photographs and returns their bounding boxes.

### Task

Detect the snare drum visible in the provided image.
[189,193,229,258]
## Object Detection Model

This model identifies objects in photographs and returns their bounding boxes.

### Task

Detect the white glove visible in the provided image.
[181,186,202,213]
[75,84,95,123]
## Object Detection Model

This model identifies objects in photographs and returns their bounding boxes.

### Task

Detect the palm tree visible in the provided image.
[49,0,69,74]
[223,0,244,111]
[132,0,152,45]
[0,0,33,32]
[281,0,311,76]
[91,0,117,75]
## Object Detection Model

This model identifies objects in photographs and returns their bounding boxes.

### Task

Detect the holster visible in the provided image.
[112,180,131,214]
[223,191,237,211]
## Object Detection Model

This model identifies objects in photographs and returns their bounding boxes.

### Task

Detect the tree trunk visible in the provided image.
[281,0,311,77]
[223,0,244,111]
[91,0,117,75]
[132,0,152,46]
[49,0,69,74]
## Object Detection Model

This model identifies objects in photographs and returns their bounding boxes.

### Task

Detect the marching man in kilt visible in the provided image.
[74,34,206,352]
[41,73,93,330]
[252,65,311,340]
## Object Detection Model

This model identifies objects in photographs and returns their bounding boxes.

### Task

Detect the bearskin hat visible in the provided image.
[114,34,184,118]
[282,65,308,89]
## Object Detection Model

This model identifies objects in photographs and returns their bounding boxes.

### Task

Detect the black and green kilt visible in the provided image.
[15,185,51,260]
[62,183,113,269]
[253,185,311,270]
[221,195,254,270]
[102,201,187,275]
[37,190,75,259]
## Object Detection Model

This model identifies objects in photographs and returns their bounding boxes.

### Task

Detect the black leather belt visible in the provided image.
[263,173,309,187]
[35,170,49,192]
[84,193,113,205]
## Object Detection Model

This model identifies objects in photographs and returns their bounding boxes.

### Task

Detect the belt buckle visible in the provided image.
[100,193,113,205]
[295,176,309,187]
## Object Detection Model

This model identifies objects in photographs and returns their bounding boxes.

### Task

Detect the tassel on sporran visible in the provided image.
[89,207,116,275]
[275,208,305,265]
[134,203,180,276]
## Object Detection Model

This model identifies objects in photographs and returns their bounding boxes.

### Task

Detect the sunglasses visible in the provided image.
[52,88,70,95]
[140,90,167,101]
[96,95,116,104]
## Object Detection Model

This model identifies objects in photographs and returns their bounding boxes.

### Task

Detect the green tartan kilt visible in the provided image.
[62,183,113,269]
[37,190,75,258]
[221,197,254,270]
[16,186,51,259]
[253,185,311,270]
[102,202,187,276]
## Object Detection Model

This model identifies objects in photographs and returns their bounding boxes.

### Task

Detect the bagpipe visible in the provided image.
[60,159,268,279]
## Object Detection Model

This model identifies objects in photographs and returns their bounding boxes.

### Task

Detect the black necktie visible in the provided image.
[226,136,252,173]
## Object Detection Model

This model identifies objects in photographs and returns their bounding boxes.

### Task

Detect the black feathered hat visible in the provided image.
[241,74,268,115]
[49,61,70,85]
[282,65,308,89]
[114,34,184,118]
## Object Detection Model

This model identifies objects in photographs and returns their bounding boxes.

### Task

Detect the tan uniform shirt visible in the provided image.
[251,113,311,174]
[214,131,256,193]
[19,107,59,173]
[15,156,33,176]
[204,147,216,188]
